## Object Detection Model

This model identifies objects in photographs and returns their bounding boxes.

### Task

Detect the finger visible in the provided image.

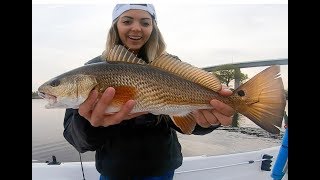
[193,110,211,128]
[79,90,98,118]
[200,110,220,126]
[212,109,232,126]
[103,100,136,126]
[93,87,115,115]
[89,88,116,127]
[219,85,233,96]
[210,99,235,117]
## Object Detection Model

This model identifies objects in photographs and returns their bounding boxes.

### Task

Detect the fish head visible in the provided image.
[38,74,98,109]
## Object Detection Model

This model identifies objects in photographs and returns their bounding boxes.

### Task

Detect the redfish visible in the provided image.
[38,45,286,134]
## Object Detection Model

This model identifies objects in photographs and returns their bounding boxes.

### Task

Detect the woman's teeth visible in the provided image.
[129,36,142,40]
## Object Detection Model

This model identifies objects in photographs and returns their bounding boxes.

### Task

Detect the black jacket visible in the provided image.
[63,56,220,177]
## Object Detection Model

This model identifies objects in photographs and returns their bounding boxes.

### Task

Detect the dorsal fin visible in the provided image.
[104,45,147,65]
[150,53,222,92]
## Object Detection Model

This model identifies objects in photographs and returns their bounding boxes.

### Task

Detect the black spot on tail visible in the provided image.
[237,90,245,97]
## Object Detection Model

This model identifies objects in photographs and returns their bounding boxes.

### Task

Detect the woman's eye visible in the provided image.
[122,21,131,25]
[142,22,150,27]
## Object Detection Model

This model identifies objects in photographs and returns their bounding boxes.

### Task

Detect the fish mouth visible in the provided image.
[38,91,57,107]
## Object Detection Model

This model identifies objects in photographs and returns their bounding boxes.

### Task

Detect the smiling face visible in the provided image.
[116,9,153,53]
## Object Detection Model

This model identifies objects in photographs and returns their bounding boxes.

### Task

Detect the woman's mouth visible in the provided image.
[128,35,142,40]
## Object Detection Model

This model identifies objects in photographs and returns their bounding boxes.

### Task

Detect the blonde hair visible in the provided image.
[102,19,166,63]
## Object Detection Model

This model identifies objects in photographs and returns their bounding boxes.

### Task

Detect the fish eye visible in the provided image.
[50,79,60,87]
[237,90,245,97]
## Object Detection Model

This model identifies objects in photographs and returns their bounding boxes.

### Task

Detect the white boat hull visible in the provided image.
[32,146,287,180]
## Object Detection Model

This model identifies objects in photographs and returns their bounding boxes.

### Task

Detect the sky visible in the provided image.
[32,0,288,91]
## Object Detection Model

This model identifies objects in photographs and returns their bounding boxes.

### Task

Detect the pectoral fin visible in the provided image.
[112,86,137,105]
[170,113,196,135]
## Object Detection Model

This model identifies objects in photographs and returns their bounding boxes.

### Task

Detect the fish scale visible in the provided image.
[91,64,216,114]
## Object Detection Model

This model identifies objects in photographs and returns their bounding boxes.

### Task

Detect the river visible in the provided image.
[32,99,286,163]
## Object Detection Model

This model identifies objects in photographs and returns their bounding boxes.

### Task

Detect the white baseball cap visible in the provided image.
[112,4,157,23]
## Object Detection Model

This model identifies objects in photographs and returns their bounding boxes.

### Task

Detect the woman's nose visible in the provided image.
[130,22,142,31]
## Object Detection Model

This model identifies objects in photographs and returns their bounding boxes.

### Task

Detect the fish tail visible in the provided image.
[232,65,286,134]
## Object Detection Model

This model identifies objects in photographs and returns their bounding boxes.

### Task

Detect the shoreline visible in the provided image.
[218,126,285,140]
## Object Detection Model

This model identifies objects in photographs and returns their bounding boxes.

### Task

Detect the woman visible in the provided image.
[63,4,235,180]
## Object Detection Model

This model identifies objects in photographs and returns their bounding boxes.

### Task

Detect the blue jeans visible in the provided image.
[99,170,174,180]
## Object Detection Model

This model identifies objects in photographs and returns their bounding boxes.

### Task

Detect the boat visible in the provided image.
[32,145,288,180]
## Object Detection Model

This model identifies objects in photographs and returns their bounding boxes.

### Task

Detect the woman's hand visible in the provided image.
[193,86,235,128]
[78,87,146,127]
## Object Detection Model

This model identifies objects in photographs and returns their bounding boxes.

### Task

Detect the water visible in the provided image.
[32,99,285,163]
[32,99,96,163]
